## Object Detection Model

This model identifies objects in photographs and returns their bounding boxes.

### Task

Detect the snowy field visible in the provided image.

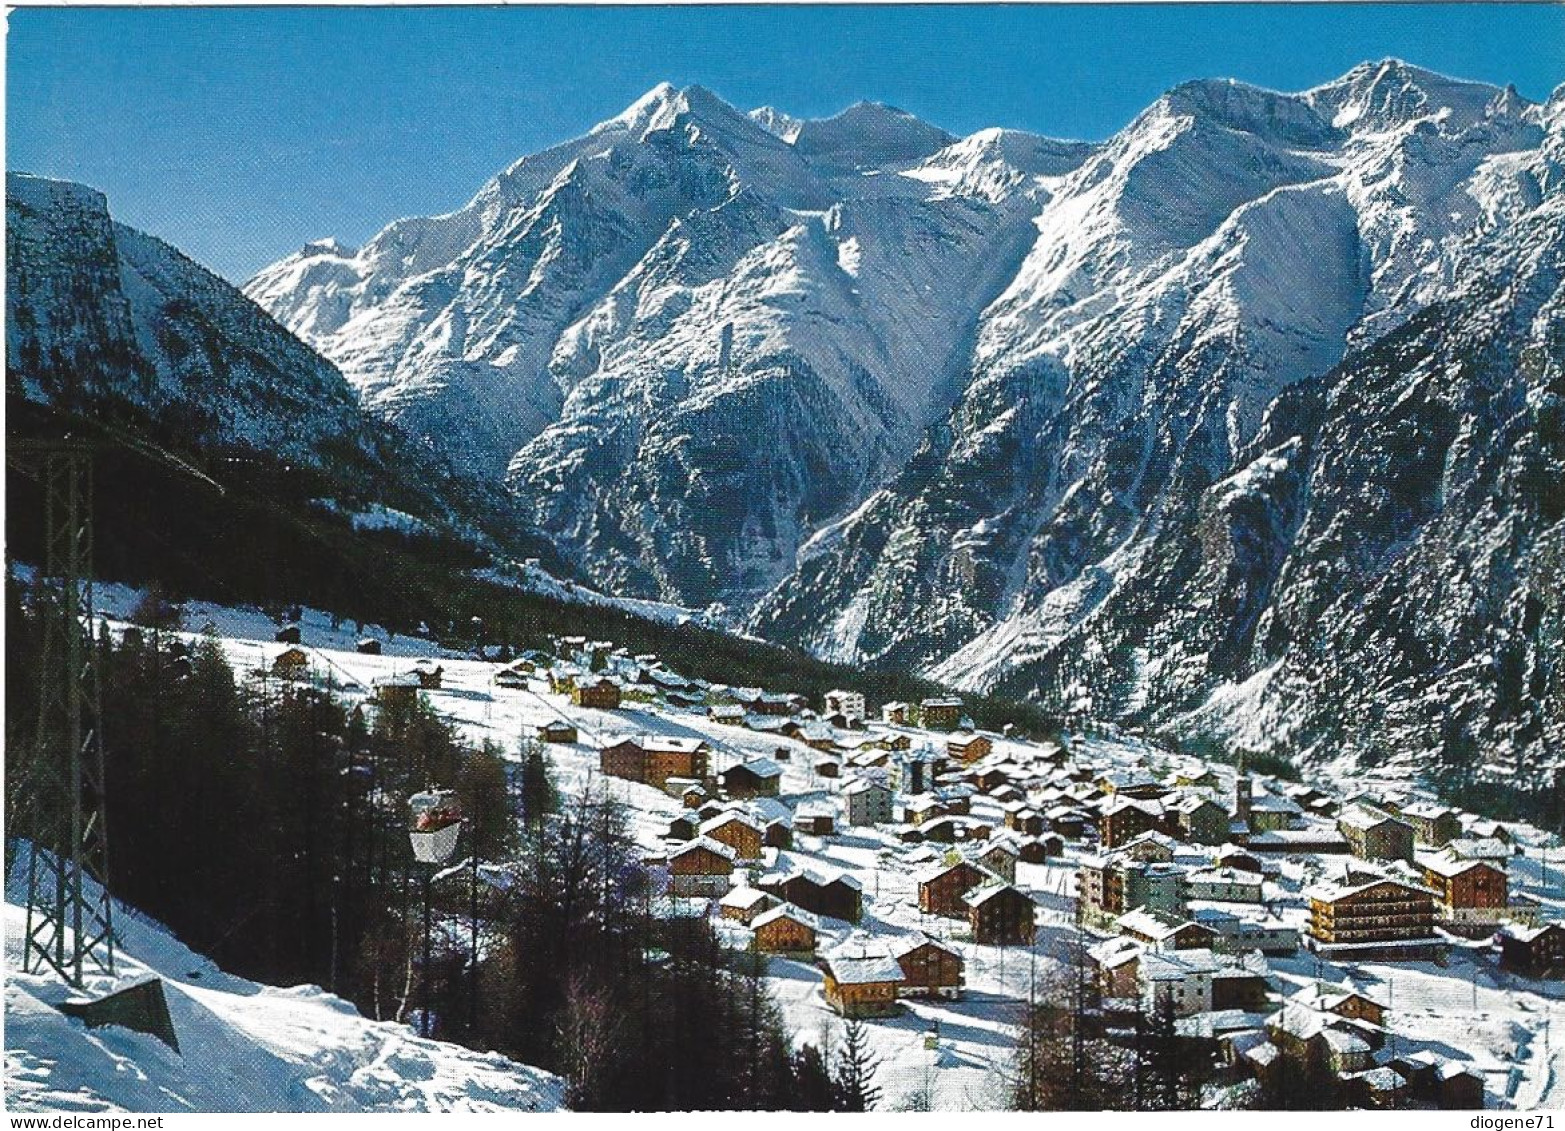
[15,580,1565,1111]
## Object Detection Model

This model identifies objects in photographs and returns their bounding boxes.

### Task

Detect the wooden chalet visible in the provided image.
[700,811,764,860]
[272,646,310,679]
[946,732,993,764]
[1401,803,1464,848]
[1116,909,1219,951]
[760,868,862,923]
[719,887,776,925]
[965,883,1035,945]
[667,838,735,897]
[917,860,992,918]
[919,698,963,732]
[374,674,420,706]
[720,758,783,799]
[1016,834,1062,863]
[1418,856,1507,926]
[1337,805,1415,861]
[1499,922,1565,977]
[572,677,622,710]
[794,803,836,837]
[1289,982,1387,1027]
[598,735,711,789]
[821,949,904,1017]
[1305,873,1439,958]
[537,719,578,744]
[1175,796,1231,845]
[1098,797,1166,849]
[752,905,820,955]
[892,936,964,999]
[975,841,1019,883]
[1004,807,1046,837]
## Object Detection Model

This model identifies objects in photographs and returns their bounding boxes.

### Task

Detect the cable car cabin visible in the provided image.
[409,790,463,864]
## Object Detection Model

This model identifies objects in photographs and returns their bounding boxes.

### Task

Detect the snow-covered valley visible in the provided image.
[11,577,1564,1111]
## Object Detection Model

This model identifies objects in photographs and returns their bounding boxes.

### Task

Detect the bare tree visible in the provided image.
[556,971,622,1109]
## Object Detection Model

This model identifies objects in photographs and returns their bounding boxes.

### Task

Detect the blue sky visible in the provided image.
[9,5,1563,282]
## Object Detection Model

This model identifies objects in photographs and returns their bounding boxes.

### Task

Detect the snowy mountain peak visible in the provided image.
[1307,57,1517,132]
[749,105,804,143]
[792,100,956,168]
[299,237,357,259]
[594,80,682,134]
[1157,77,1340,148]
[237,61,1564,786]
[593,81,764,144]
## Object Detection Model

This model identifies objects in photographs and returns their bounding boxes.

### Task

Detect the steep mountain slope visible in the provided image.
[245,62,1564,777]
[247,84,1094,607]
[754,64,1564,778]
[5,173,563,572]
[7,174,365,463]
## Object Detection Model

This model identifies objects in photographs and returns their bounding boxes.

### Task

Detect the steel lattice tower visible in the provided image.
[9,440,115,987]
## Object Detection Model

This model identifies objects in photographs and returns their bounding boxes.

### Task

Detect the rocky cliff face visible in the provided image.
[7,173,370,464]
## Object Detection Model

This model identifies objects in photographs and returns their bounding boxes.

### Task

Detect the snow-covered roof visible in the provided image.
[1102,796,1165,818]
[1087,936,1143,968]
[1338,803,1408,832]
[733,757,782,778]
[1290,981,1386,1015]
[1240,1040,1280,1067]
[824,951,905,985]
[748,797,792,824]
[843,776,891,796]
[719,887,771,909]
[1304,871,1435,903]
[700,811,762,837]
[1417,852,1503,879]
[1444,836,1510,861]
[752,904,821,932]
[1141,948,1220,980]
[888,933,959,960]
[603,733,708,753]
[1351,1066,1404,1091]
[1188,867,1262,886]
[671,836,737,863]
[963,881,1027,909]
[1116,908,1200,941]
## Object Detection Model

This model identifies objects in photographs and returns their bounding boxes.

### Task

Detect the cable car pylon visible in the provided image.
[8,439,115,987]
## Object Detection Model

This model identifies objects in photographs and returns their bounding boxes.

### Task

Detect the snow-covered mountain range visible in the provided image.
[55,61,1565,777]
